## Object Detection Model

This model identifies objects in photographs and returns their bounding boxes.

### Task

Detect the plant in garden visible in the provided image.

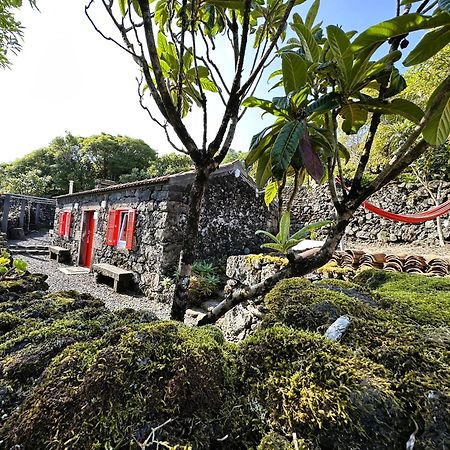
[199,0,450,325]
[0,250,27,278]
[256,211,330,254]
[188,260,221,301]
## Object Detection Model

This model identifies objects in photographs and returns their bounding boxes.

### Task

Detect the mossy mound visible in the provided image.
[264,277,386,332]
[234,325,407,449]
[2,321,232,450]
[262,276,450,450]
[353,269,450,326]
[0,273,48,297]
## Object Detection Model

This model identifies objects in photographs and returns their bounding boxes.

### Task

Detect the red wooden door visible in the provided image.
[82,211,95,268]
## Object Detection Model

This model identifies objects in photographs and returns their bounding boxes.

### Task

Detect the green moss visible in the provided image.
[0,312,21,333]
[245,254,289,268]
[354,269,450,326]
[235,325,406,449]
[2,321,233,449]
[264,277,386,331]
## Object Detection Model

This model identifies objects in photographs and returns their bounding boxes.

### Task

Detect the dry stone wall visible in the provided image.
[284,180,450,244]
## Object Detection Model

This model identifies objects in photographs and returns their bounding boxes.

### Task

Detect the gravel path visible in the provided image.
[19,254,171,320]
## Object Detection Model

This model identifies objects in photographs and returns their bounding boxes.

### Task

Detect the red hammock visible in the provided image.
[361,198,450,223]
[335,179,450,223]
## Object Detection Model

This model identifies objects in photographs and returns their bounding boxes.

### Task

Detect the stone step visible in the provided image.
[8,244,48,250]
[9,248,48,255]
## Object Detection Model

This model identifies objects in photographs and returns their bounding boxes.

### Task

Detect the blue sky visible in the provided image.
[0,0,419,164]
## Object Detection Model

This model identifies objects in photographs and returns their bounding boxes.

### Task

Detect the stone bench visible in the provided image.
[92,263,133,293]
[48,245,70,263]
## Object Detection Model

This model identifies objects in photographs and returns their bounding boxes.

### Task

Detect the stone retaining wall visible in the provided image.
[283,180,450,244]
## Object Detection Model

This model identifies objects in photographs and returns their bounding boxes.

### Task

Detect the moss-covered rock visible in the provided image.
[234,325,407,449]
[1,321,233,450]
[0,273,48,297]
[353,269,450,326]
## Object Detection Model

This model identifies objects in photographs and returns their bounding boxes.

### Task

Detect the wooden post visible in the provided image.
[35,203,41,229]
[1,194,11,233]
[19,199,26,229]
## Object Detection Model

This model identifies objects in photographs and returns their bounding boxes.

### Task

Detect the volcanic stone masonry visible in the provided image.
[53,162,277,299]
[283,180,450,244]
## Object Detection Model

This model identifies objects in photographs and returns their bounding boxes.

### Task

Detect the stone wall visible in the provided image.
[54,165,276,299]
[283,180,450,244]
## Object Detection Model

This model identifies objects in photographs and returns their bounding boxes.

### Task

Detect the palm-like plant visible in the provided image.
[256,212,331,254]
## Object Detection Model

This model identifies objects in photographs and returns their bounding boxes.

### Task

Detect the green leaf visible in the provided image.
[404,25,450,66]
[305,0,320,29]
[351,12,450,54]
[281,52,308,94]
[255,229,278,243]
[423,80,450,146]
[255,150,272,188]
[205,0,245,9]
[384,67,407,98]
[362,98,424,124]
[291,23,321,62]
[13,259,27,273]
[278,212,291,244]
[242,96,287,117]
[264,181,279,206]
[305,92,341,115]
[340,103,368,134]
[118,0,127,16]
[290,220,331,241]
[338,142,351,163]
[327,25,353,88]
[261,242,284,252]
[440,0,450,13]
[271,121,305,180]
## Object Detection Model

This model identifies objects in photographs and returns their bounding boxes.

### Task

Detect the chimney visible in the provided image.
[69,180,74,194]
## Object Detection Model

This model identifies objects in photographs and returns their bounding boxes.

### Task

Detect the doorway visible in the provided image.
[80,210,96,268]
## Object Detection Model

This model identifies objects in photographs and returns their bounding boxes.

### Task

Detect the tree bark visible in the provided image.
[170,166,210,321]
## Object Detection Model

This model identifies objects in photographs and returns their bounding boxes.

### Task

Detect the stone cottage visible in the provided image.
[53,161,274,297]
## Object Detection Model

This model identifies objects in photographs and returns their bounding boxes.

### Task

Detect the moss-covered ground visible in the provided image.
[0,269,448,449]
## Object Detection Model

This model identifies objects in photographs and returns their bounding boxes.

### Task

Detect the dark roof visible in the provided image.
[55,160,251,199]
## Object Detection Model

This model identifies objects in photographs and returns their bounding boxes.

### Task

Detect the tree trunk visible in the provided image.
[170,166,210,321]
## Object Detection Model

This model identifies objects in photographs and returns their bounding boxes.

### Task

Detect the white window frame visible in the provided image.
[116,210,129,249]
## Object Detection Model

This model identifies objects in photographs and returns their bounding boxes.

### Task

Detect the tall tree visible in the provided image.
[86,0,301,320]
[0,0,37,68]
[199,0,450,324]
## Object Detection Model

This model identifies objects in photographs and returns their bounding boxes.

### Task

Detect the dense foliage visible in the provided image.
[0,267,448,449]
[0,133,157,196]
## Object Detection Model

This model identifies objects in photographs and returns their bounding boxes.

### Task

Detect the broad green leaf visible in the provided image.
[340,103,368,134]
[281,52,308,94]
[290,220,331,241]
[362,98,424,124]
[205,0,245,10]
[255,229,278,242]
[351,12,450,54]
[291,87,310,108]
[187,66,210,78]
[264,181,279,206]
[278,212,291,244]
[305,0,320,29]
[255,150,272,188]
[132,0,142,17]
[199,78,219,92]
[291,23,320,62]
[327,25,353,88]
[242,96,287,117]
[338,142,351,163]
[13,259,27,273]
[305,92,341,115]
[246,123,282,167]
[261,243,284,252]
[404,25,450,66]
[422,81,450,146]
[118,0,126,16]
[271,121,305,180]
[440,0,450,13]
[384,67,407,98]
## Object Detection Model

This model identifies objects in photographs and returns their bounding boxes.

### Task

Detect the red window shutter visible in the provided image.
[64,212,72,238]
[125,209,136,250]
[106,210,119,246]
[58,212,66,237]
